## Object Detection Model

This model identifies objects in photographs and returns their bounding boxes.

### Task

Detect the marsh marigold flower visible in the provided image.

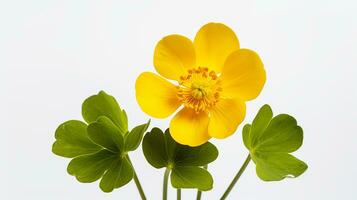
[136,23,266,146]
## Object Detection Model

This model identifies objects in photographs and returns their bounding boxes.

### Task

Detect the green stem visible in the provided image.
[220,154,251,200]
[127,156,147,200]
[177,189,181,200]
[163,168,171,200]
[133,171,147,200]
[196,165,207,200]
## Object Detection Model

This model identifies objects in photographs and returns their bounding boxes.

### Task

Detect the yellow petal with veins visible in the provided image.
[136,72,181,118]
[170,108,210,146]
[208,98,246,139]
[194,23,239,72]
[220,49,266,101]
[154,35,196,80]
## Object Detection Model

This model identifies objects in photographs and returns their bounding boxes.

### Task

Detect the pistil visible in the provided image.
[177,67,222,113]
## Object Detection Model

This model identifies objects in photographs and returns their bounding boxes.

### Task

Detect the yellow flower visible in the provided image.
[136,23,266,146]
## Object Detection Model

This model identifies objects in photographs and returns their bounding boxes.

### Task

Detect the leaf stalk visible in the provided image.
[163,168,171,200]
[220,154,251,200]
[196,165,208,200]
[177,188,181,200]
[127,156,147,200]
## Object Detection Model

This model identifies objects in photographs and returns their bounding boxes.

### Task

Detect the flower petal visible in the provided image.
[208,98,246,139]
[194,23,239,72]
[154,35,196,80]
[136,72,181,118]
[220,49,266,100]
[170,108,210,147]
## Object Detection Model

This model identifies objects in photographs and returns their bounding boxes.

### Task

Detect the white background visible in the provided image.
[1,0,356,199]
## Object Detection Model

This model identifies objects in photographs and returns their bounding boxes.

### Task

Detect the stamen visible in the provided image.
[177,67,222,113]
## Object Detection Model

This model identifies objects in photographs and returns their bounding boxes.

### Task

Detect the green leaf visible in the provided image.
[242,124,252,150]
[99,158,134,193]
[67,150,116,183]
[243,104,307,181]
[52,120,102,158]
[254,152,308,181]
[256,114,303,153]
[124,120,150,151]
[82,91,127,133]
[121,110,129,131]
[142,128,168,168]
[174,141,218,166]
[52,92,146,193]
[164,129,179,161]
[171,166,213,191]
[250,104,273,147]
[87,116,124,153]
[143,128,219,169]
[142,128,218,190]
[164,130,218,166]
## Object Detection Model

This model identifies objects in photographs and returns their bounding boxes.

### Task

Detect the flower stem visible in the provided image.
[163,168,171,200]
[196,165,207,200]
[177,189,181,200]
[126,156,147,200]
[220,154,251,200]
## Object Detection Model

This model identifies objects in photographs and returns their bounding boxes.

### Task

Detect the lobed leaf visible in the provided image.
[67,150,116,183]
[142,128,218,190]
[253,152,308,181]
[99,158,134,192]
[82,91,128,133]
[52,120,101,158]
[164,129,179,161]
[171,166,213,191]
[255,114,303,153]
[243,104,307,182]
[87,116,124,153]
[249,104,273,148]
[174,142,218,167]
[53,91,148,193]
[143,128,219,169]
[242,124,252,150]
[142,128,168,168]
[125,120,150,151]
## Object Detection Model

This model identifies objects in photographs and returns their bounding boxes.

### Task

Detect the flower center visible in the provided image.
[177,67,222,113]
